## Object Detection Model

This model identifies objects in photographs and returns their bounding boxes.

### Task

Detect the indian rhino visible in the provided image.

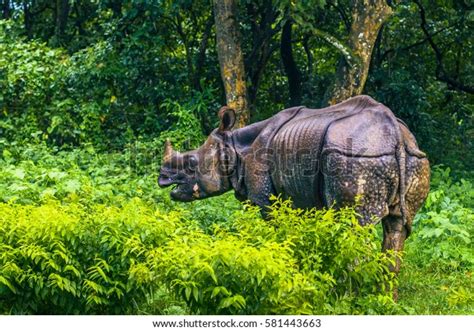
[158,95,430,275]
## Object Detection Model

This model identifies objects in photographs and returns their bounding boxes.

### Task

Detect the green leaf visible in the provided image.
[63,179,81,193]
[0,275,17,294]
[11,168,25,180]
[192,286,199,302]
[185,287,191,301]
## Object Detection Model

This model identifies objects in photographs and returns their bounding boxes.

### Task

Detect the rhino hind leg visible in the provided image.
[384,156,430,249]
[381,156,430,300]
[382,156,430,262]
[322,152,398,225]
[403,156,430,235]
[323,152,410,300]
[321,152,429,300]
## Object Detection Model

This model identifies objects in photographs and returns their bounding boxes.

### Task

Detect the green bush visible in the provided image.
[409,166,474,271]
[398,167,474,313]
[153,198,399,315]
[1,144,472,315]
[0,142,399,315]
[0,19,216,149]
[0,141,157,206]
[0,199,188,314]
[0,21,69,143]
[0,197,398,315]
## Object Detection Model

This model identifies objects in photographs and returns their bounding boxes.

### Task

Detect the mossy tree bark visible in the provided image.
[325,0,392,105]
[212,0,250,127]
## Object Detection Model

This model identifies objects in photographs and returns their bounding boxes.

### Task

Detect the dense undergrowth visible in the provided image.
[398,167,474,314]
[0,142,472,314]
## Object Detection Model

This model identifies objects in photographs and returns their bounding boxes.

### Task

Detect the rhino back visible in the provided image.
[323,105,399,157]
[269,99,401,208]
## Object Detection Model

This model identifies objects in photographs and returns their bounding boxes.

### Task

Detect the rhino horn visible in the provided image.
[163,139,174,161]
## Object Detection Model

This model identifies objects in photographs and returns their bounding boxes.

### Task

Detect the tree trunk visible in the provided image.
[325,0,392,105]
[2,0,11,19]
[109,0,122,18]
[23,1,32,39]
[212,0,250,127]
[73,1,86,36]
[281,20,302,106]
[244,0,280,109]
[193,15,214,91]
[55,0,70,44]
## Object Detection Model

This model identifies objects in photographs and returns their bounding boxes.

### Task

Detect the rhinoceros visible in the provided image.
[158,95,430,274]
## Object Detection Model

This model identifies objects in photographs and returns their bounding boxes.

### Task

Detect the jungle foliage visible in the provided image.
[0,0,473,315]
[0,0,472,167]
[0,143,472,314]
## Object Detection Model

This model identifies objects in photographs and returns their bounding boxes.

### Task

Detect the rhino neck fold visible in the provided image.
[225,119,277,201]
[225,106,307,204]
[225,131,247,200]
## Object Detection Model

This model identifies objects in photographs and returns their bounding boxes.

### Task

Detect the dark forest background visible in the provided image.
[0,0,472,169]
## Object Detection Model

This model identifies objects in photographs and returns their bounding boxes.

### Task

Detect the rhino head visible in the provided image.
[158,106,237,202]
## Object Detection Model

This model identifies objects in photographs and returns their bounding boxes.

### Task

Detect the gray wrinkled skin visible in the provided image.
[158,95,431,289]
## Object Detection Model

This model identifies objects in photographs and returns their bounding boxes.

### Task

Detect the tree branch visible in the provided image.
[303,34,313,75]
[379,23,455,63]
[414,0,473,94]
[309,26,356,67]
[293,12,356,67]
[329,1,350,32]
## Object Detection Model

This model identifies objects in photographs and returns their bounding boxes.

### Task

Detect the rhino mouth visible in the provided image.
[158,173,200,202]
[158,173,186,187]
[170,183,195,202]
[158,176,174,187]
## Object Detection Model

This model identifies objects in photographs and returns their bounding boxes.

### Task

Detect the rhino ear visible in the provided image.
[218,106,236,132]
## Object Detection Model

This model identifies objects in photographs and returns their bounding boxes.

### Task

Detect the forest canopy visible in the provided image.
[0,0,472,170]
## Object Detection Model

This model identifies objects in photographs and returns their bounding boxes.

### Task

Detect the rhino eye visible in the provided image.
[183,155,197,171]
[187,155,197,168]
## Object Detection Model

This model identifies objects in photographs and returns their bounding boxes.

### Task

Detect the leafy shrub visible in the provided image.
[0,199,188,314]
[0,141,157,206]
[0,20,213,149]
[397,167,473,313]
[151,198,399,315]
[0,198,398,315]
[0,143,399,315]
[150,230,302,314]
[1,144,472,315]
[0,21,70,143]
[409,167,474,271]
